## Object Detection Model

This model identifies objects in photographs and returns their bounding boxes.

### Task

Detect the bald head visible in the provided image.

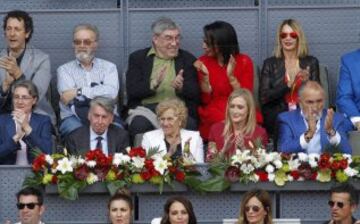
[299,81,325,100]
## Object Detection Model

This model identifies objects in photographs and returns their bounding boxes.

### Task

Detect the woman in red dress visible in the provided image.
[194,21,260,140]
[207,89,268,160]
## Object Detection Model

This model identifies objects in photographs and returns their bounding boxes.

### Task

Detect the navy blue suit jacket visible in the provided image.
[277,109,352,154]
[0,113,53,164]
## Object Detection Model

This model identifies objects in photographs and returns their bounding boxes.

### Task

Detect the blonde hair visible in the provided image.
[223,89,256,138]
[156,98,188,128]
[273,19,309,58]
[238,189,273,224]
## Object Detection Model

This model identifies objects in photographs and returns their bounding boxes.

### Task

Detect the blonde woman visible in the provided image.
[141,98,204,163]
[259,19,320,139]
[207,89,267,159]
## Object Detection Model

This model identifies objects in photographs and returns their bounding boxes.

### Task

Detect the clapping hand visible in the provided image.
[226,54,236,78]
[60,89,77,105]
[297,66,310,81]
[172,69,184,90]
[0,55,22,79]
[151,65,167,90]
[194,60,212,93]
[324,108,334,133]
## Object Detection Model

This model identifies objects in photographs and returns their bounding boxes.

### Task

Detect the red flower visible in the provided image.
[140,170,151,180]
[51,175,58,184]
[168,166,177,173]
[318,153,331,169]
[128,147,146,158]
[331,161,340,170]
[225,166,240,183]
[175,171,185,182]
[74,165,89,181]
[339,159,348,169]
[255,170,268,182]
[290,170,300,180]
[310,172,317,180]
[32,154,46,172]
[145,159,154,170]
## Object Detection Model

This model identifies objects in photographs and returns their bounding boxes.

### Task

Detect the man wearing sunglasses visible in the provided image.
[15,187,45,224]
[324,183,359,224]
[57,24,121,138]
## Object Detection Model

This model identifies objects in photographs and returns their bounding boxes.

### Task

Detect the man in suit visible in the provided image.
[57,23,121,138]
[337,49,360,131]
[65,96,129,155]
[0,10,55,124]
[126,17,200,141]
[278,81,352,154]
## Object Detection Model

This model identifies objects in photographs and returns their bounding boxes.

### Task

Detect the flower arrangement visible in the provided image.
[205,147,360,190]
[24,147,200,200]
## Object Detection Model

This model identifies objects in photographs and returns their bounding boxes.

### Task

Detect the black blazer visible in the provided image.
[126,47,200,120]
[65,125,129,155]
[259,55,320,137]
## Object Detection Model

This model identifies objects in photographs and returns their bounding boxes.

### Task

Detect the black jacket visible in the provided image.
[126,47,200,120]
[259,55,320,137]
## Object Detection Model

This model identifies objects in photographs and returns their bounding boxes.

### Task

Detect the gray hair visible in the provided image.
[151,17,180,35]
[90,96,115,114]
[73,24,99,40]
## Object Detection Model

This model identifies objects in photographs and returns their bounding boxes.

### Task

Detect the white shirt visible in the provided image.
[14,114,31,165]
[90,127,108,156]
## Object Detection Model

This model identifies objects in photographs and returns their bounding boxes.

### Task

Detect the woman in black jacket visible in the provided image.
[259,18,320,141]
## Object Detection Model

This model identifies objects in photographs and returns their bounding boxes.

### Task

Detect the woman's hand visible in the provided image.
[226,55,240,89]
[297,66,310,81]
[12,109,32,135]
[194,60,212,93]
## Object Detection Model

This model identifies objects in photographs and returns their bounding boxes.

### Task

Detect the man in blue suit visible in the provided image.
[278,81,352,154]
[337,49,360,130]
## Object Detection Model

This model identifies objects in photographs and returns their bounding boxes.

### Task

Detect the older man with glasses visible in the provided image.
[125,17,200,142]
[57,24,122,138]
[324,183,359,224]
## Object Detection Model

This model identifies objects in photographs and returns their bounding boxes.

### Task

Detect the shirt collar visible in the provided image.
[75,57,97,69]
[89,126,108,141]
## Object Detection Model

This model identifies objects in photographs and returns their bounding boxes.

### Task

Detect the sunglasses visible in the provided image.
[328,200,348,209]
[17,202,41,210]
[73,39,96,46]
[245,205,262,213]
[280,32,298,39]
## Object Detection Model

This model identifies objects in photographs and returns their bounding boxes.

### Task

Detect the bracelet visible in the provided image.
[304,130,313,143]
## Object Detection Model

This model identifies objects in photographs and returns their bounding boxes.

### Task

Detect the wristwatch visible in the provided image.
[304,130,314,143]
[77,88,82,96]
[327,129,336,137]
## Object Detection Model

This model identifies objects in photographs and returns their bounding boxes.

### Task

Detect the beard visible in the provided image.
[75,51,95,64]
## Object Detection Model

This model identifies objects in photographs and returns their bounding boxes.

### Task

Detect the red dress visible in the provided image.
[208,121,268,157]
[197,53,261,140]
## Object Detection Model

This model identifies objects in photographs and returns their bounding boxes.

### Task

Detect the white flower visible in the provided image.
[86,160,96,168]
[298,152,308,162]
[69,156,78,167]
[77,158,85,165]
[273,160,283,169]
[308,153,320,168]
[126,147,131,153]
[287,175,294,181]
[343,154,352,164]
[45,155,53,165]
[132,156,145,169]
[249,174,259,182]
[240,163,254,174]
[86,172,99,184]
[265,164,275,173]
[154,158,169,175]
[56,158,73,174]
[268,173,275,181]
[344,167,359,177]
[265,153,274,163]
[113,153,131,166]
[298,177,305,181]
[288,159,300,170]
[231,150,251,165]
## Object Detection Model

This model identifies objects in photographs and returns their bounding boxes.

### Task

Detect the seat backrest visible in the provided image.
[223,218,301,224]
[253,62,261,108]
[319,64,330,108]
[134,133,144,147]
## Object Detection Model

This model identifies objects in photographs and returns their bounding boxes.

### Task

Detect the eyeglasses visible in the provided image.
[245,205,262,213]
[159,34,182,42]
[328,200,348,209]
[13,95,33,101]
[73,39,96,46]
[280,32,298,39]
[17,202,41,210]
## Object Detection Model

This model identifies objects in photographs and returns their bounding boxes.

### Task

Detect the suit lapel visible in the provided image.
[6,115,16,139]
[295,109,307,136]
[319,109,328,149]
[174,52,183,75]
[20,46,33,79]
[107,126,115,154]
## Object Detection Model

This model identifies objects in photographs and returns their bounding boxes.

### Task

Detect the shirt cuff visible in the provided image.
[328,131,341,145]
[300,134,309,149]
[81,86,92,98]
[350,116,360,126]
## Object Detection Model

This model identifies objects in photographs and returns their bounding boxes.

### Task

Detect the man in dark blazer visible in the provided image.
[278,81,352,154]
[125,17,200,140]
[65,96,129,155]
